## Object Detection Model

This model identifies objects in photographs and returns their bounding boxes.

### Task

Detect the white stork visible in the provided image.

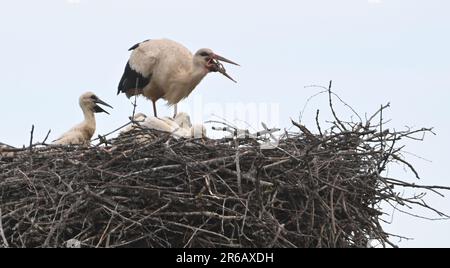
[117,38,239,118]
[53,92,112,146]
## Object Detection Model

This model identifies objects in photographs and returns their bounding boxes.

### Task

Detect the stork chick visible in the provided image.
[117,38,239,118]
[121,112,207,139]
[53,92,113,146]
[0,143,16,158]
[174,112,193,129]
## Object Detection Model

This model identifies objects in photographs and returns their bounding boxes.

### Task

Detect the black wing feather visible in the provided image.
[117,61,151,95]
[128,39,151,51]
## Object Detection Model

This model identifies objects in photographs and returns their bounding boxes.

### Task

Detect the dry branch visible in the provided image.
[0,92,448,248]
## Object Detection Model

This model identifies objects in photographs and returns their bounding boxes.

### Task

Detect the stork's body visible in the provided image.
[118,39,238,117]
[53,92,112,146]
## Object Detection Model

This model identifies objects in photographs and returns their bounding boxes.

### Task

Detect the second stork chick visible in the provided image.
[53,92,113,146]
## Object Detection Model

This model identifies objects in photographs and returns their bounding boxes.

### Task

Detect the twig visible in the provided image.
[291,119,319,142]
[391,154,421,180]
[92,121,133,142]
[327,81,347,131]
[316,110,323,137]
[235,139,243,195]
[42,129,52,145]
[0,209,9,248]
[29,125,34,153]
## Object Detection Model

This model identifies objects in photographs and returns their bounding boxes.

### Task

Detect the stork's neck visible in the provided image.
[81,107,96,130]
[163,60,209,105]
[186,61,209,88]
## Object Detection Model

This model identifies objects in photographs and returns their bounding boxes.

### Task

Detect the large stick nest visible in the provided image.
[0,90,449,248]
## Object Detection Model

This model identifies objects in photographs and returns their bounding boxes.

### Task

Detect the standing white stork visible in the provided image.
[117,38,239,118]
[53,92,113,146]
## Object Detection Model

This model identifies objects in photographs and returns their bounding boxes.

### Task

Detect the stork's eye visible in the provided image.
[199,52,209,57]
[90,95,98,100]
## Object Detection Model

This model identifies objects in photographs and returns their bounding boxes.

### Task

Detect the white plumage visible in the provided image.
[118,38,239,118]
[122,112,207,139]
[174,112,193,129]
[53,92,112,146]
[0,142,14,149]
[0,143,16,158]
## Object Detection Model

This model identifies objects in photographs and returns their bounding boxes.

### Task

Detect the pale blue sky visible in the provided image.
[0,0,449,247]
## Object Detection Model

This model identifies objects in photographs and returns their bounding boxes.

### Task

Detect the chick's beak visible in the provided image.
[93,98,113,114]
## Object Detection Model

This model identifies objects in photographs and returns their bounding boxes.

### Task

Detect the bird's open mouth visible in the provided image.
[207,56,239,83]
[93,98,113,115]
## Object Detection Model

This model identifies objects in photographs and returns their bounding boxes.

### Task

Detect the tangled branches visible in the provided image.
[0,86,448,248]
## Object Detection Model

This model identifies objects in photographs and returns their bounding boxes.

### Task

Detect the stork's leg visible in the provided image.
[152,100,158,118]
[173,104,178,119]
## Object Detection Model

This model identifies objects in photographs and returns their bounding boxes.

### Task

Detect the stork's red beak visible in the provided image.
[211,53,240,83]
